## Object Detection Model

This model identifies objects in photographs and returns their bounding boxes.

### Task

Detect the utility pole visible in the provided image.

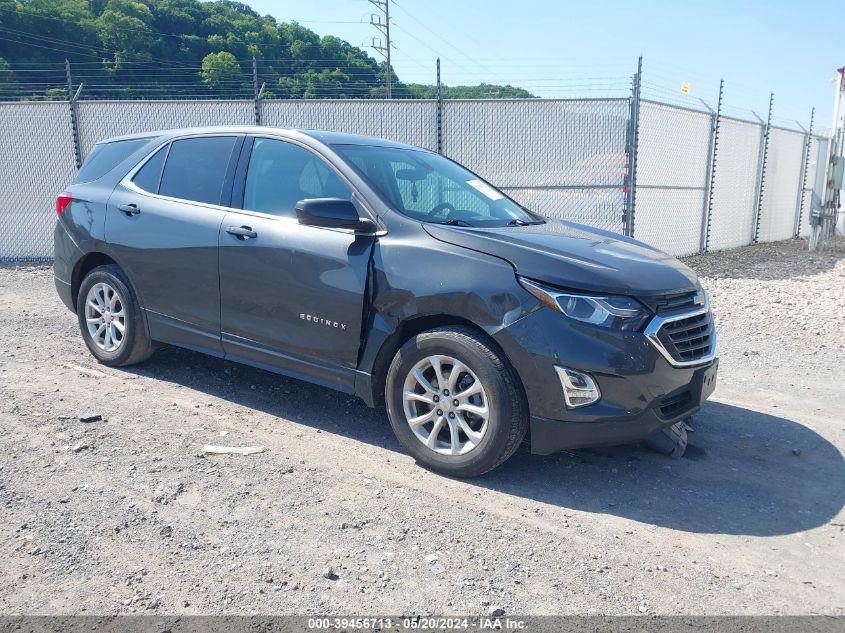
[368,0,392,98]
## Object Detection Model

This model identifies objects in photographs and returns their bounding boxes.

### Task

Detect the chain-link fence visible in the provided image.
[707,117,764,251]
[262,100,438,151]
[0,94,822,261]
[443,99,629,233]
[634,101,713,256]
[76,100,254,157]
[756,127,806,243]
[0,102,77,261]
[797,134,820,238]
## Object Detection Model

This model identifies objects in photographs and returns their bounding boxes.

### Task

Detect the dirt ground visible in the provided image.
[0,237,843,616]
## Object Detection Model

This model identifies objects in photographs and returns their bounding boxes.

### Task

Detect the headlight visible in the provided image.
[518,277,649,331]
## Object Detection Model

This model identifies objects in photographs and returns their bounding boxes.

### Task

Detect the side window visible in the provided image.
[159,136,237,205]
[243,138,352,217]
[132,145,168,194]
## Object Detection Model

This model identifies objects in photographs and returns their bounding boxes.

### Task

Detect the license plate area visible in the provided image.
[701,359,719,400]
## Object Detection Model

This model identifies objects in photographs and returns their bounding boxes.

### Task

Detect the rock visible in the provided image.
[791,448,802,456]
[59,496,70,503]
[202,445,266,456]
[159,526,172,538]
[79,413,102,423]
[72,443,90,453]
[424,554,438,564]
[487,606,505,617]
[322,566,337,580]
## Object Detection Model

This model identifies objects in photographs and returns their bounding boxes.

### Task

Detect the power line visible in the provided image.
[390,1,507,85]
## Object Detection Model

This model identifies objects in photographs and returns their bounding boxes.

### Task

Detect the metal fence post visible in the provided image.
[65,59,82,169]
[624,55,642,238]
[252,57,263,125]
[792,107,815,238]
[752,92,774,244]
[435,57,443,154]
[698,79,723,254]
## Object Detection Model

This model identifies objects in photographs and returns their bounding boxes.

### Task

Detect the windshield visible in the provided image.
[333,144,543,227]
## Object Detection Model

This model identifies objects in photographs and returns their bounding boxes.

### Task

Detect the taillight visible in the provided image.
[56,192,72,216]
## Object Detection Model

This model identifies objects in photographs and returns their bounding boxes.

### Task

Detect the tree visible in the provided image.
[0,57,14,83]
[96,0,156,64]
[200,51,242,94]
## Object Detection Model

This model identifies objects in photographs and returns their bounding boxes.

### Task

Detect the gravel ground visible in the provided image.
[0,237,843,616]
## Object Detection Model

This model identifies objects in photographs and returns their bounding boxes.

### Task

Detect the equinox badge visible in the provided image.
[300,313,347,330]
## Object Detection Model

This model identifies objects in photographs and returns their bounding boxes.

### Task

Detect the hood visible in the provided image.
[423,220,700,297]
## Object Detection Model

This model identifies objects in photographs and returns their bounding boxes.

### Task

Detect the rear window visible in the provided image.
[158,136,237,205]
[75,138,151,183]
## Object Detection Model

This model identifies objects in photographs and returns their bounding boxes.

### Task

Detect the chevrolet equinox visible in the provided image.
[53,127,718,477]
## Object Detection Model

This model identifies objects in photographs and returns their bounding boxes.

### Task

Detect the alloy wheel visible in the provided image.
[402,354,490,456]
[84,282,126,352]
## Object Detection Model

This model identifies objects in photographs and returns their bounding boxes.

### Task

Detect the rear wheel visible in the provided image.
[76,264,154,367]
[385,326,528,477]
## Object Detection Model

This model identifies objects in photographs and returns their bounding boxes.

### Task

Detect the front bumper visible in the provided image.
[531,359,717,454]
[492,306,718,454]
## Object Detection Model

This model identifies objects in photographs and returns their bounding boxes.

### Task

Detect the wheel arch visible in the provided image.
[365,313,527,410]
[71,252,121,307]
[71,252,151,343]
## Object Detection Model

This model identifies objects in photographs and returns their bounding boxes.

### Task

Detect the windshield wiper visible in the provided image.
[506,218,543,226]
[437,219,475,227]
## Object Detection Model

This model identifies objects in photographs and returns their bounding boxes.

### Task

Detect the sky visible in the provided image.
[246,0,844,130]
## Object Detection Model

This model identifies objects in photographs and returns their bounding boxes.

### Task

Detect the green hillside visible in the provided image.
[0,0,534,100]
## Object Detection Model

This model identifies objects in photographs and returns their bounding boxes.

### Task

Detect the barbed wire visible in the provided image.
[0,51,815,126]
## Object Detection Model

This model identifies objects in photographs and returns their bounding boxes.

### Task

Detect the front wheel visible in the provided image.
[76,264,154,367]
[385,326,528,477]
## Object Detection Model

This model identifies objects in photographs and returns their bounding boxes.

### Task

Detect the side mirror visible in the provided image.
[295,198,375,233]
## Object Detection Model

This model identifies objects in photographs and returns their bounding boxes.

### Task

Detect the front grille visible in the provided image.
[655,311,714,363]
[659,391,693,418]
[640,290,699,314]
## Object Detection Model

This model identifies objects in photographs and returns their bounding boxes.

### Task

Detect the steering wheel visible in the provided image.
[430,202,457,219]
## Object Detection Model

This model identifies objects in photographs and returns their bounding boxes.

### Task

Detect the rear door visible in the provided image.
[218,136,376,391]
[106,134,243,354]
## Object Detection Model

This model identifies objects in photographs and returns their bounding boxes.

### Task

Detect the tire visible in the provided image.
[644,418,688,458]
[385,326,528,477]
[76,264,154,367]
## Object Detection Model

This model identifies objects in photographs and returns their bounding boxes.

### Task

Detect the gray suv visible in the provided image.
[54,127,718,477]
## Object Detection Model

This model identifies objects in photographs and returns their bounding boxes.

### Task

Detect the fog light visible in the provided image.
[555,366,601,409]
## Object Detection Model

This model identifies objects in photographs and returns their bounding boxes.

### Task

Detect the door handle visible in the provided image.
[118,203,141,216]
[226,225,258,240]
